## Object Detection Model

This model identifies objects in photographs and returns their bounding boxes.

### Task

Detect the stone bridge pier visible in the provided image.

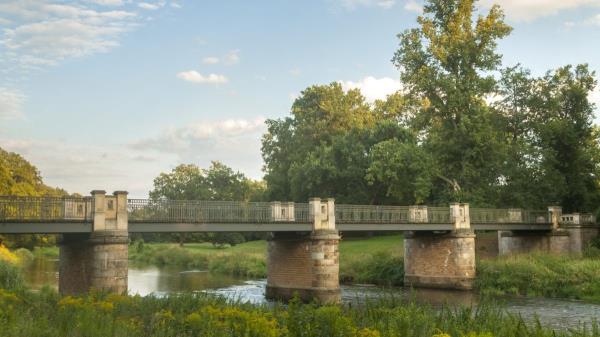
[266,198,341,303]
[59,190,129,295]
[498,206,571,256]
[404,203,476,290]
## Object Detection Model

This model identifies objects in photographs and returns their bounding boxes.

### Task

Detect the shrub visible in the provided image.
[0,259,24,291]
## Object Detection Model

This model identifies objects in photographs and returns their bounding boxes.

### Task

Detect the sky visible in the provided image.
[1,0,600,198]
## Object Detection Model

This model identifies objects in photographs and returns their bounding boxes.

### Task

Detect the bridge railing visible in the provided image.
[470,208,550,224]
[0,196,93,222]
[427,206,452,223]
[128,199,311,223]
[335,204,409,224]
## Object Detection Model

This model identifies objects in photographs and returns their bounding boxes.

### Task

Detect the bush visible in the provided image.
[340,251,404,286]
[0,260,24,291]
[476,253,600,302]
[0,287,598,336]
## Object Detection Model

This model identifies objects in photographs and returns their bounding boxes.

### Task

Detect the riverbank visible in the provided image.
[477,253,600,302]
[22,235,600,303]
[128,235,405,285]
[0,284,598,337]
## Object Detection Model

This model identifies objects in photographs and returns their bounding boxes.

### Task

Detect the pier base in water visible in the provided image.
[404,230,476,290]
[266,230,341,303]
[59,230,128,295]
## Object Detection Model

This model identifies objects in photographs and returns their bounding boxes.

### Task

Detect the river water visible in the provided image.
[24,257,600,331]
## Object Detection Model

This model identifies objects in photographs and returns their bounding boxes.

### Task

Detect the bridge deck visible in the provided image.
[0,196,582,234]
[0,221,553,234]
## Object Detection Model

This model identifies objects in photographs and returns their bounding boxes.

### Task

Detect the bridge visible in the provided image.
[1,190,598,303]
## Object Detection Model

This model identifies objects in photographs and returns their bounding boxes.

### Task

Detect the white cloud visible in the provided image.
[223,49,240,65]
[480,0,600,22]
[170,2,182,9]
[0,88,25,120]
[340,76,402,102]
[176,70,228,84]
[585,13,600,25]
[201,50,239,66]
[138,2,165,10]
[131,117,267,153]
[289,68,301,76]
[129,117,266,182]
[404,0,422,13]
[0,137,166,197]
[0,0,140,67]
[591,84,600,111]
[337,0,396,10]
[202,56,220,64]
[85,0,124,6]
[0,116,267,197]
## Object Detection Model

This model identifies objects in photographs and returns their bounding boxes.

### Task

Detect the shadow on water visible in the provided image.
[23,256,600,331]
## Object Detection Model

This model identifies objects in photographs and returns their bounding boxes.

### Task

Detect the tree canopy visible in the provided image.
[261,0,600,213]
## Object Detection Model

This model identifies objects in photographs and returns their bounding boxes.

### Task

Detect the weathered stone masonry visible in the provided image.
[404,203,476,290]
[59,190,129,295]
[266,198,341,303]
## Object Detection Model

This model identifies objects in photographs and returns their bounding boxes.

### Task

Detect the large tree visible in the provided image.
[532,65,600,212]
[392,0,512,204]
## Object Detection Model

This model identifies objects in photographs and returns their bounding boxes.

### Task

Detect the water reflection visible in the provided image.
[23,257,600,331]
[128,267,244,296]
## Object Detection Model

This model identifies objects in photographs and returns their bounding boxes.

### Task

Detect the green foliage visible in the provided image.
[367,139,435,204]
[476,254,600,302]
[261,0,600,212]
[1,288,597,337]
[210,233,246,248]
[0,147,66,249]
[0,260,24,291]
[148,161,266,245]
[0,147,66,197]
[130,235,406,284]
[150,161,264,202]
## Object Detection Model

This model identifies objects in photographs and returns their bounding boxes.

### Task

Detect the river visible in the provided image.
[24,257,600,331]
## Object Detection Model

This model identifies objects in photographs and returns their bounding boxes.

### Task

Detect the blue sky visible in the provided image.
[1,0,600,197]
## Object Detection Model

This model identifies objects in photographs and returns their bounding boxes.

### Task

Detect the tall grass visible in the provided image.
[0,259,25,291]
[476,253,600,302]
[130,236,405,284]
[0,288,598,337]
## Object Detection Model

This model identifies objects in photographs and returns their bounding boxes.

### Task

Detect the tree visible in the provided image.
[150,161,263,202]
[148,161,264,245]
[262,82,379,202]
[531,65,600,212]
[0,147,67,249]
[0,148,66,197]
[392,0,512,205]
[366,139,435,204]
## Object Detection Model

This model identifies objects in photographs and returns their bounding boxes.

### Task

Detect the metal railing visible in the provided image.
[427,207,452,223]
[0,196,93,222]
[470,208,550,224]
[0,195,566,226]
[128,199,311,223]
[336,204,410,224]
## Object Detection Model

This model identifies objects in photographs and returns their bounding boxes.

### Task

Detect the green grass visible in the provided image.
[0,286,598,337]
[476,253,600,302]
[23,235,600,303]
[0,260,24,291]
[128,235,405,285]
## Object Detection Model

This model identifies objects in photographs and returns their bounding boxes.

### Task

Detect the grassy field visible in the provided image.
[0,282,598,337]
[25,235,600,302]
[127,235,405,285]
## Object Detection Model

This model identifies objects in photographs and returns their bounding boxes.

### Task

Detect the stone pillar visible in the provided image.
[498,205,574,256]
[498,230,570,255]
[266,198,340,303]
[404,203,475,290]
[561,212,599,254]
[59,190,129,295]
